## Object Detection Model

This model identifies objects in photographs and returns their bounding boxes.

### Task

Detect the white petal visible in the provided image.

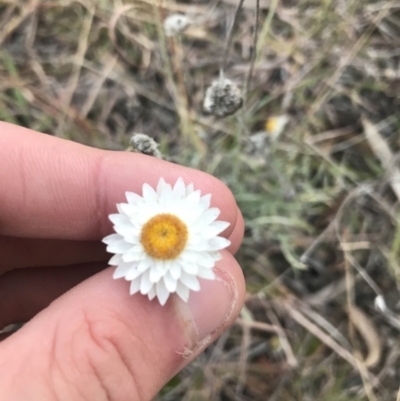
[156,280,170,305]
[208,236,231,251]
[181,262,198,275]
[185,183,194,195]
[159,185,174,208]
[187,234,202,245]
[179,206,204,224]
[148,286,157,300]
[150,266,162,283]
[125,266,143,281]
[119,203,137,217]
[173,178,186,199]
[154,259,167,274]
[211,251,222,261]
[204,221,230,238]
[137,257,153,272]
[197,267,216,280]
[179,272,200,291]
[163,273,177,292]
[197,208,220,225]
[142,183,158,202]
[121,233,141,244]
[186,239,214,252]
[102,233,123,245]
[140,270,153,294]
[125,191,143,206]
[169,262,182,280]
[180,250,200,263]
[157,178,171,195]
[199,193,211,209]
[163,260,173,272]
[136,205,159,224]
[176,282,190,302]
[113,262,135,279]
[114,223,139,239]
[197,252,216,268]
[165,200,183,215]
[122,246,144,262]
[109,214,130,226]
[107,240,132,254]
[187,219,206,234]
[185,190,201,205]
[109,253,123,265]
[130,278,141,295]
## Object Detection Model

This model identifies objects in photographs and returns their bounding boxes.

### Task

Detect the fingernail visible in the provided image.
[176,268,237,346]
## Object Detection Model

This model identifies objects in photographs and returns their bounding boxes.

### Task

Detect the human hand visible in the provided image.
[0,123,245,401]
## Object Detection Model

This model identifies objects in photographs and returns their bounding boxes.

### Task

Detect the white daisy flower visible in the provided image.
[103,178,231,305]
[265,115,289,141]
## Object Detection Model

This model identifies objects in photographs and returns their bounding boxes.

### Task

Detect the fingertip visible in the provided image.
[227,209,245,254]
[175,251,245,350]
[0,124,240,241]
[0,256,246,400]
[0,125,244,325]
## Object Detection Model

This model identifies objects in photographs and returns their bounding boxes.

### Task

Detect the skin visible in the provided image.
[0,122,246,401]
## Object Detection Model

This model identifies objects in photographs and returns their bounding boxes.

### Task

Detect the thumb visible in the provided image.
[0,253,245,401]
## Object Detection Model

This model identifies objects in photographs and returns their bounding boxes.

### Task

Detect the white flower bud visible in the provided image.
[164,14,192,37]
[374,295,388,313]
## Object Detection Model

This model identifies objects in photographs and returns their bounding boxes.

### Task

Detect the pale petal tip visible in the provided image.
[157,177,167,187]
[112,270,122,280]
[157,294,169,305]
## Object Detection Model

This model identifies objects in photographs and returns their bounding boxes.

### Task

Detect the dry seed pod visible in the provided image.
[203,77,243,118]
[245,131,269,155]
[164,14,192,37]
[128,133,162,158]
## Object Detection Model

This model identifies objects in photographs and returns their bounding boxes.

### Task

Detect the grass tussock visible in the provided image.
[1,0,400,400]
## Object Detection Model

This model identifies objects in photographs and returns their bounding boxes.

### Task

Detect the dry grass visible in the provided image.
[2,0,400,400]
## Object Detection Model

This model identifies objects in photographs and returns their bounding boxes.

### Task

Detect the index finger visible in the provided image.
[0,123,241,245]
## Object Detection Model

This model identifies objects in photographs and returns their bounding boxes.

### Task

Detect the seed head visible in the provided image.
[203,77,243,118]
[129,133,162,158]
[245,131,269,155]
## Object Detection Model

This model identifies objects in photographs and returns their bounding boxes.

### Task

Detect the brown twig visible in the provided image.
[221,0,245,70]
[244,0,260,105]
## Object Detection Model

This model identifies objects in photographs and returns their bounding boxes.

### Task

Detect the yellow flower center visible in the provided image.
[140,213,188,260]
[265,117,279,133]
